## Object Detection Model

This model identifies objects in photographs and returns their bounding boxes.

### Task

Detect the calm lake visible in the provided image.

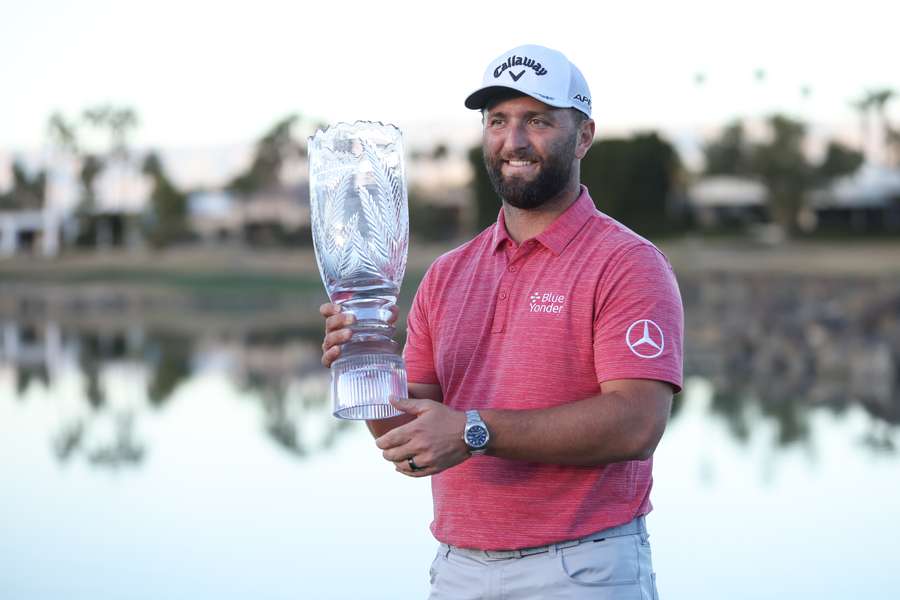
[1,270,898,599]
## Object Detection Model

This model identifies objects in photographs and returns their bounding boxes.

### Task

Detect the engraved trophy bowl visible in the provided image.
[309,121,409,420]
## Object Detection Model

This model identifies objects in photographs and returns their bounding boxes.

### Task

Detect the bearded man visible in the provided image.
[321,44,683,600]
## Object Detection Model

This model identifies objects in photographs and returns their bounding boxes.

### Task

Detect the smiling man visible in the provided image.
[321,44,683,599]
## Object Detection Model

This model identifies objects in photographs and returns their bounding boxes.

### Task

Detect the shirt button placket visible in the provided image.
[492,284,509,333]
[492,259,522,333]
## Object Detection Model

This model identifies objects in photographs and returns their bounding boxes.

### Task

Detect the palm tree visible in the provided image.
[82,105,139,160]
[887,126,900,166]
[850,94,872,160]
[751,114,812,235]
[81,105,140,248]
[852,88,897,164]
[869,88,896,163]
[47,112,79,154]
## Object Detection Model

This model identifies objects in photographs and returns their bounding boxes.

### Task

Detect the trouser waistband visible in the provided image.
[442,515,646,560]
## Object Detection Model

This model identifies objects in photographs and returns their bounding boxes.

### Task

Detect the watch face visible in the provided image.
[466,424,488,448]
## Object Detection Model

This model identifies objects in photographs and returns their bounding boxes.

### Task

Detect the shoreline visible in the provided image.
[1,238,899,281]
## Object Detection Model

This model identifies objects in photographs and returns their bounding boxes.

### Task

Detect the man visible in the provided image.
[321,44,682,599]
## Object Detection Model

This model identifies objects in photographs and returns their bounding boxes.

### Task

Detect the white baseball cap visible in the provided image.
[464,44,592,117]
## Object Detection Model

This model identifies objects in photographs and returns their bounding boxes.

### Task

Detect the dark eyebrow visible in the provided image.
[524,109,563,119]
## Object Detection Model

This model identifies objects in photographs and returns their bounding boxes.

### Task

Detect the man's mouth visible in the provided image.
[502,158,539,174]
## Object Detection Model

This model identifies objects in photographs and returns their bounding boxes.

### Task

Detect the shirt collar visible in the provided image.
[491,185,596,256]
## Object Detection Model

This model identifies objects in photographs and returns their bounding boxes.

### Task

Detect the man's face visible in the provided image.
[482,95,584,210]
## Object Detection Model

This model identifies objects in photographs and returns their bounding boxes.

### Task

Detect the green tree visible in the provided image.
[76,154,104,216]
[46,111,91,214]
[749,115,812,234]
[228,114,304,196]
[47,112,79,154]
[467,145,500,232]
[703,120,752,176]
[817,142,864,181]
[699,115,865,235]
[580,133,682,236]
[851,88,896,162]
[82,104,139,161]
[146,331,192,406]
[867,88,898,166]
[888,127,900,166]
[467,133,683,236]
[868,88,895,152]
[142,152,188,247]
[0,161,47,210]
[46,106,139,224]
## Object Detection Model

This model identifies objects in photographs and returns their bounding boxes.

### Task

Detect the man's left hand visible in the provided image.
[375,397,469,478]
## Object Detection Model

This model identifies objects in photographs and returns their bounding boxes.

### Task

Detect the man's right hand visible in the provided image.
[319,303,355,368]
[318,302,400,368]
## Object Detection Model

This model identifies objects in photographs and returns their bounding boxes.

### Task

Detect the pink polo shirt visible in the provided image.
[403,186,683,550]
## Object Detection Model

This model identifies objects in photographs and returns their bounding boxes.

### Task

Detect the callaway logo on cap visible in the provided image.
[464,44,592,117]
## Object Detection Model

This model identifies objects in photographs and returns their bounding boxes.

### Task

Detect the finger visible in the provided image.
[382,445,421,463]
[375,427,411,451]
[394,457,426,473]
[321,345,341,368]
[325,312,355,333]
[319,303,341,318]
[323,328,353,351]
[387,305,399,325]
[389,396,431,416]
[397,463,438,478]
[406,468,435,478]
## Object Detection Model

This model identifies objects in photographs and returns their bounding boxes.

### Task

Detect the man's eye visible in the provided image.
[529,118,549,127]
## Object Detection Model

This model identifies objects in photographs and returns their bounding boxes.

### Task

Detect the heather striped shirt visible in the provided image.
[404,186,683,550]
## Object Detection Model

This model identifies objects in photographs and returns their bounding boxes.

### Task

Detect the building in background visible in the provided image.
[687,175,768,228]
[810,164,900,232]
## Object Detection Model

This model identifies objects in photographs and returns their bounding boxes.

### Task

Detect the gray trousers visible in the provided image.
[428,517,658,600]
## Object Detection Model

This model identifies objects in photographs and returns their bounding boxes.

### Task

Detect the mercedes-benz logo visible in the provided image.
[625,319,664,359]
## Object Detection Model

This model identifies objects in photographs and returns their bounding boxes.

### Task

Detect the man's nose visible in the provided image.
[501,123,529,153]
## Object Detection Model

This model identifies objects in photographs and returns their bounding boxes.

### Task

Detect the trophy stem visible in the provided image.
[337,297,396,338]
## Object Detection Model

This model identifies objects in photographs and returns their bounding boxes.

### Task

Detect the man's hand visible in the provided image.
[319,302,354,368]
[375,397,469,478]
[319,302,399,367]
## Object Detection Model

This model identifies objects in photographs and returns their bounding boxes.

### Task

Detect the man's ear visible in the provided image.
[575,118,595,160]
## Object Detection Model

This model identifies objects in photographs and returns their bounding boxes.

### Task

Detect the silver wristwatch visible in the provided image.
[463,410,490,455]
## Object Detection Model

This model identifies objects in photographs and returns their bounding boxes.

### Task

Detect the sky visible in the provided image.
[1,0,899,180]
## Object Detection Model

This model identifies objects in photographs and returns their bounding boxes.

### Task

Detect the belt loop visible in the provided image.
[442,544,452,559]
[549,542,559,557]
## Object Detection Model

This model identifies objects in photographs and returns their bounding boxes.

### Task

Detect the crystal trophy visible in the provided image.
[309,121,409,420]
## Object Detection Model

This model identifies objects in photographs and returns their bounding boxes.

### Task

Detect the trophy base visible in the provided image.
[331,352,407,420]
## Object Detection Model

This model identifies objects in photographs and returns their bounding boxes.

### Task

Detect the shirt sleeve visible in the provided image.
[402,265,440,385]
[593,243,684,392]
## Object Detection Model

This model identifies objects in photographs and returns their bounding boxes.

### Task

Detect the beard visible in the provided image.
[484,134,577,210]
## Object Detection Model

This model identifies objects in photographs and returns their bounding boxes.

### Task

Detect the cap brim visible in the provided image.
[465,86,525,110]
[464,85,577,112]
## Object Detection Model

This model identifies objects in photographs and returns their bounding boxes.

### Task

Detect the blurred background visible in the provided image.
[2,1,899,598]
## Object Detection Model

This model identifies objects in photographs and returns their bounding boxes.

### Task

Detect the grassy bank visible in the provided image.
[1,237,899,287]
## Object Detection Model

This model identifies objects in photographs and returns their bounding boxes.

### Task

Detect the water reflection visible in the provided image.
[0,317,347,468]
[1,272,898,469]
[680,273,900,453]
